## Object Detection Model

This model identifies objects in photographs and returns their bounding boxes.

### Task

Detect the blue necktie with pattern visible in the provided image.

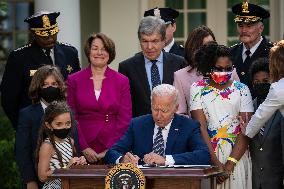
[152,127,165,156]
[151,60,161,89]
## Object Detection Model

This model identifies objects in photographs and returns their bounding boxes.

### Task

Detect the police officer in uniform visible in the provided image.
[230,1,273,92]
[0,11,81,129]
[144,7,184,57]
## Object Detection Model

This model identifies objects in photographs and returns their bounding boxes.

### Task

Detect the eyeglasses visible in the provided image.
[212,66,234,72]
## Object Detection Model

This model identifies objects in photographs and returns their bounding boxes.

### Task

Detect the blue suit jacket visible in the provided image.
[104,114,210,165]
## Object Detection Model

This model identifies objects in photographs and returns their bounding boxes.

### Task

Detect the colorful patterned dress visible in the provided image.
[190,79,254,189]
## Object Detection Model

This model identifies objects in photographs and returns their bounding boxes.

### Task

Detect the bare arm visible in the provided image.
[37,142,54,182]
[224,112,253,172]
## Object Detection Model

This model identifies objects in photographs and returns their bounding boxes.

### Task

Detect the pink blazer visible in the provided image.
[67,66,132,153]
[174,66,240,115]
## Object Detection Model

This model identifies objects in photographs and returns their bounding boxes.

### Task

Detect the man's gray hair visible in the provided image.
[151,84,179,106]
[138,16,166,41]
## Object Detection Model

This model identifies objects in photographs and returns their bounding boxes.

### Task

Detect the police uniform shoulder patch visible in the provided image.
[58,41,75,48]
[13,43,32,52]
[229,42,242,49]
[105,163,145,189]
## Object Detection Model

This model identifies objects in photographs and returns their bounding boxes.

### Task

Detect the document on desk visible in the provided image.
[138,165,212,169]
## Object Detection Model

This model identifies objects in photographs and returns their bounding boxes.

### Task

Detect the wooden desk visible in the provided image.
[50,165,222,189]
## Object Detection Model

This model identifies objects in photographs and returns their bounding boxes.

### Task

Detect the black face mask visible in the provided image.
[53,128,71,139]
[40,86,61,103]
[253,83,271,100]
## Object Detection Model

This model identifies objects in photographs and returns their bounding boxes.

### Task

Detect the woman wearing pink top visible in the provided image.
[67,33,132,163]
[174,26,239,115]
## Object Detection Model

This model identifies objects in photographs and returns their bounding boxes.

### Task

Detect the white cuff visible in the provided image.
[165,155,175,166]
[115,156,122,164]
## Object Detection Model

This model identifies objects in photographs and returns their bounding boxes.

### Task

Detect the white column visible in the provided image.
[207,0,227,45]
[280,0,284,39]
[34,0,81,61]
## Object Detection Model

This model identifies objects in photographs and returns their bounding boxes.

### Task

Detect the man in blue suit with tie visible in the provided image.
[104,84,210,165]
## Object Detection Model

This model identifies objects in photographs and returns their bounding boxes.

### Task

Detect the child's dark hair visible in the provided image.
[194,42,233,77]
[249,58,269,80]
[35,101,77,169]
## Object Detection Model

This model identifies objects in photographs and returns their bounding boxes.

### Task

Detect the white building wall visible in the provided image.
[101,0,147,70]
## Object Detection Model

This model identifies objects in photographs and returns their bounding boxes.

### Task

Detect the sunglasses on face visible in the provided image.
[212,66,234,72]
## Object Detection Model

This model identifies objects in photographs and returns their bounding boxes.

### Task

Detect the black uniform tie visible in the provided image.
[244,49,251,63]
[45,49,53,65]
[151,60,161,89]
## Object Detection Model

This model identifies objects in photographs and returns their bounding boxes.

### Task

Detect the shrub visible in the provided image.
[0,115,20,189]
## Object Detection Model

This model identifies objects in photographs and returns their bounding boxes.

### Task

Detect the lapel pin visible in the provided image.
[30,69,37,76]
[67,65,73,73]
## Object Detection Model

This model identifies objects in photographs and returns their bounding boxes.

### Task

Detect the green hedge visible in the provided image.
[0,115,20,189]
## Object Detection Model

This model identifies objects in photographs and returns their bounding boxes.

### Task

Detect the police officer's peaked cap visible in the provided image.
[232,1,270,23]
[24,11,60,37]
[144,7,179,24]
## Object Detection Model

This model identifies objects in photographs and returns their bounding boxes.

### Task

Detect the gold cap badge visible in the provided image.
[42,15,51,28]
[154,8,161,18]
[242,1,249,13]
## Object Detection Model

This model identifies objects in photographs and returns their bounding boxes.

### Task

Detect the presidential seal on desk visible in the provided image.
[105,163,145,189]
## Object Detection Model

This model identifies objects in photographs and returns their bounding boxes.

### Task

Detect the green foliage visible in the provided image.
[0,115,21,189]
[0,1,8,15]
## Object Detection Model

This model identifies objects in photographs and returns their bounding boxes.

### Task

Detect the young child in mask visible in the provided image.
[249,58,284,189]
[190,43,254,189]
[15,65,80,189]
[36,101,86,189]
[250,58,271,106]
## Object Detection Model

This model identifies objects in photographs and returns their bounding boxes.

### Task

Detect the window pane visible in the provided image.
[187,12,206,33]
[1,34,13,53]
[228,0,242,8]
[16,33,29,48]
[174,12,184,38]
[165,0,183,9]
[188,0,206,9]
[2,3,13,30]
[15,3,31,30]
[250,0,269,5]
[262,19,269,36]
[227,11,237,37]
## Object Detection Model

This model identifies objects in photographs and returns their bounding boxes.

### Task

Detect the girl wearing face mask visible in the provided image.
[190,43,254,189]
[36,101,86,189]
[15,65,80,189]
[173,26,240,116]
